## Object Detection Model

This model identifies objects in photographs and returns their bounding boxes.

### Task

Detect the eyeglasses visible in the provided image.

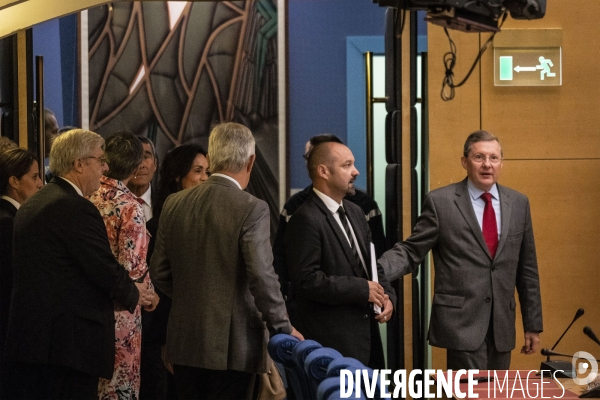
[468,154,502,164]
[82,156,107,166]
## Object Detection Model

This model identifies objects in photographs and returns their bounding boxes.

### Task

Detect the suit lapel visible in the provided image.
[494,184,512,257]
[453,179,493,259]
[344,200,371,279]
[311,194,364,278]
[0,198,17,216]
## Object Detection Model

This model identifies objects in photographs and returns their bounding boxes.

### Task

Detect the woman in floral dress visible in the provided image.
[89,131,159,400]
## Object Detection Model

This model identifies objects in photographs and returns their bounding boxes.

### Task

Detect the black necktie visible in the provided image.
[337,206,362,269]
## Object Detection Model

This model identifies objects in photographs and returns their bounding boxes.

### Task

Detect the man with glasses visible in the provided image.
[378,130,543,370]
[5,129,154,399]
[127,137,158,224]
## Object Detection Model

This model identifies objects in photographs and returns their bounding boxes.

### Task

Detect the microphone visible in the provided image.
[541,348,572,358]
[584,326,600,346]
[540,308,585,378]
[541,348,600,362]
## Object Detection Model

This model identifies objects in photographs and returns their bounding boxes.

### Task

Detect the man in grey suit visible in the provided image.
[378,130,542,370]
[150,122,303,399]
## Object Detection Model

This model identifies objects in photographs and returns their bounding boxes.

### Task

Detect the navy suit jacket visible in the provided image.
[5,178,139,378]
[0,198,17,356]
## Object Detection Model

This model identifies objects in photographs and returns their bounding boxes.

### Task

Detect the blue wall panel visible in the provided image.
[288,0,386,189]
[33,19,64,127]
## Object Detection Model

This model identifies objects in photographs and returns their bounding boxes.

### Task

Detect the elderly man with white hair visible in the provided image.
[151,122,303,399]
[5,129,154,399]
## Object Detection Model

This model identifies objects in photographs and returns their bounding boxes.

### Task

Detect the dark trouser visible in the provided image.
[173,365,255,400]
[140,290,177,399]
[446,320,511,370]
[368,318,386,369]
[11,362,98,399]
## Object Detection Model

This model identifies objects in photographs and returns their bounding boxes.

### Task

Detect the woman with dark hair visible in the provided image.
[89,131,159,400]
[154,143,208,219]
[140,143,208,400]
[0,148,42,398]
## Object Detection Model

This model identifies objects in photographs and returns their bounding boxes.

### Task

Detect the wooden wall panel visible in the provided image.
[427,24,482,192]
[481,1,600,160]
[503,159,600,368]
[427,1,600,371]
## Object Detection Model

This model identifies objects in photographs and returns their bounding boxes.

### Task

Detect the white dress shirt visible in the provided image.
[313,188,367,271]
[58,177,83,197]
[138,185,153,222]
[1,195,20,210]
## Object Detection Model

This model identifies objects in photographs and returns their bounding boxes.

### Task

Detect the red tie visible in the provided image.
[136,197,145,206]
[481,192,498,258]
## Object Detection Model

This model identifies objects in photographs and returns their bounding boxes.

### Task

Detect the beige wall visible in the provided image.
[426,1,600,370]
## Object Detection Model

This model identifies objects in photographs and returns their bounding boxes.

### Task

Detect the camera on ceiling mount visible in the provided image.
[374,0,546,32]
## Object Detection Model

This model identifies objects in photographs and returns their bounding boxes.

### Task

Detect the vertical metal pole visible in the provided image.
[36,55,44,182]
[365,51,374,197]
[16,31,29,147]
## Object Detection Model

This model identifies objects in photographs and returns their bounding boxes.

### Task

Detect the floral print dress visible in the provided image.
[90,176,151,400]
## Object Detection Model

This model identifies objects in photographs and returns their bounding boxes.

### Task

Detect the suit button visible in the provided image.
[491,266,496,271]
[486,297,491,303]
[363,314,369,319]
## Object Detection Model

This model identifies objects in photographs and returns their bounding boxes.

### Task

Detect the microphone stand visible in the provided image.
[539,308,584,378]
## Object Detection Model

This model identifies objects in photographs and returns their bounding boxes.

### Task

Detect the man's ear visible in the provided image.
[246,154,256,173]
[460,156,468,171]
[73,158,85,173]
[317,164,329,180]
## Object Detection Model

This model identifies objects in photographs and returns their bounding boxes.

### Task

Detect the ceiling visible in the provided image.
[0,0,116,39]
[0,1,204,39]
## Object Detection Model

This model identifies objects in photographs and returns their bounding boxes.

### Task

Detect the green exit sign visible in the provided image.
[494,47,562,86]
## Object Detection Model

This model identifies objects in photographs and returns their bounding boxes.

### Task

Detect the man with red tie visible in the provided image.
[378,130,543,370]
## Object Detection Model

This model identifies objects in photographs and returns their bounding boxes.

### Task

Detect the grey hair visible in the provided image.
[208,122,255,173]
[104,131,144,181]
[463,130,503,157]
[49,129,105,177]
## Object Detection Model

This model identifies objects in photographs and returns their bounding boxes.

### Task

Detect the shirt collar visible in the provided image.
[1,195,20,210]
[211,173,242,190]
[467,179,499,201]
[58,177,83,196]
[313,187,343,214]
[140,184,152,206]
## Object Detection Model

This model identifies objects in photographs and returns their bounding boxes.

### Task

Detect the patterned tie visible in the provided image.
[337,206,363,270]
[481,192,498,258]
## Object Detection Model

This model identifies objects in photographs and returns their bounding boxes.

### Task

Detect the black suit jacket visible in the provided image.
[273,185,388,319]
[284,191,396,365]
[5,178,139,378]
[0,198,17,359]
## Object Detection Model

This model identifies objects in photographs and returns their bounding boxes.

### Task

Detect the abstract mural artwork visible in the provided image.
[88,0,282,235]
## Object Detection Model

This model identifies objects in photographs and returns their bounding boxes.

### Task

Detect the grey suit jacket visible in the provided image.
[150,175,292,373]
[285,191,396,365]
[378,178,542,352]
